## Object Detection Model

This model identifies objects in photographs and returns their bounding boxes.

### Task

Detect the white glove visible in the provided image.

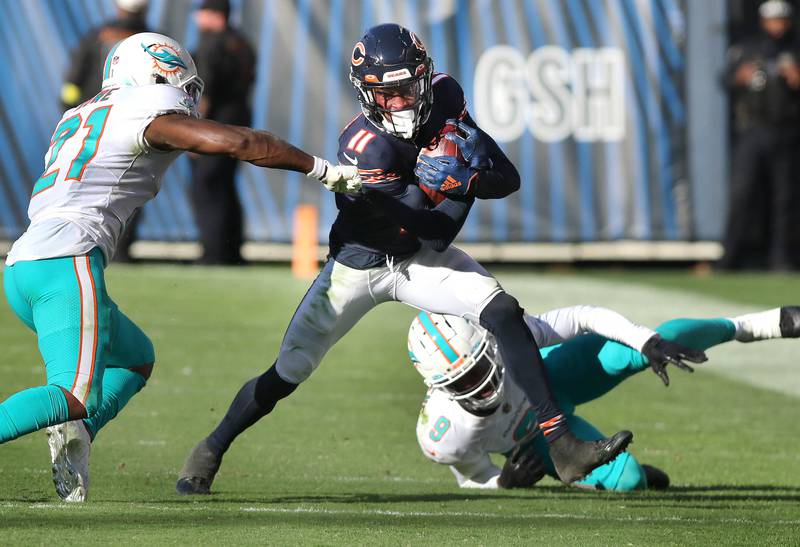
[307,156,362,194]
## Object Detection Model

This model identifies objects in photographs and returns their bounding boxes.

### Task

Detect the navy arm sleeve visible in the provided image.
[462,112,520,200]
[363,183,473,252]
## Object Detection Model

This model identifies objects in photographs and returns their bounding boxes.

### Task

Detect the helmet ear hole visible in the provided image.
[154,75,168,84]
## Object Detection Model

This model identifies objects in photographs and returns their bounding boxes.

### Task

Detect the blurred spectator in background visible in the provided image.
[720,0,800,271]
[61,0,149,263]
[190,0,256,265]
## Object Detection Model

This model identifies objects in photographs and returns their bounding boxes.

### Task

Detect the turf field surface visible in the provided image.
[1,264,798,545]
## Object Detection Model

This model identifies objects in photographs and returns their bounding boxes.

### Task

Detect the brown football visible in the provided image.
[417,123,463,204]
[419,123,464,161]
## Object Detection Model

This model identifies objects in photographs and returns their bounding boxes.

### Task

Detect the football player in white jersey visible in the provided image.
[411,306,799,490]
[0,32,359,502]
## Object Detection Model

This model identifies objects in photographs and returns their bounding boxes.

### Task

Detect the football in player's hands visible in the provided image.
[419,122,466,161]
[416,123,465,204]
[416,123,477,198]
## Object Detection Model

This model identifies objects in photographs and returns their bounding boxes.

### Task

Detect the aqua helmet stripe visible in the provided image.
[417,312,460,364]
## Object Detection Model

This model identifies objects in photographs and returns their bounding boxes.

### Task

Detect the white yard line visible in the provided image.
[3,502,796,526]
[240,506,800,526]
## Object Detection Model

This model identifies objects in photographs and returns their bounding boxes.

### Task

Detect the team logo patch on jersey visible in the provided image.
[142,42,187,74]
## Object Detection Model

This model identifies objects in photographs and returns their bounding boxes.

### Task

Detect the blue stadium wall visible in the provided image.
[0,0,715,245]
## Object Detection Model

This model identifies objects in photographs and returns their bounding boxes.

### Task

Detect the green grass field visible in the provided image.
[1,264,799,545]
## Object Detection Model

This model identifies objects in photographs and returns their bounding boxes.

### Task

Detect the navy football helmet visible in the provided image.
[349,24,434,139]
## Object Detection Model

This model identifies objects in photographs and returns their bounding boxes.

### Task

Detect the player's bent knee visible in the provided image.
[130,362,154,381]
[140,335,156,366]
[479,292,523,334]
[255,364,298,408]
[275,348,319,384]
[57,387,89,420]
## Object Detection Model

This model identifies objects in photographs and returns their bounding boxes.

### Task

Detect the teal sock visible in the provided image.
[82,368,146,439]
[0,385,70,443]
[656,318,736,351]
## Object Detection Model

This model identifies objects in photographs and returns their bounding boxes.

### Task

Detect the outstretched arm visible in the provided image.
[145,114,359,192]
[527,305,707,386]
[527,305,657,352]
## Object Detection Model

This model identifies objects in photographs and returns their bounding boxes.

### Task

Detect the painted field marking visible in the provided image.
[3,502,797,526]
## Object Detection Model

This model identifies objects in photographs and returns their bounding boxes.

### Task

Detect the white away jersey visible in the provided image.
[416,379,533,488]
[6,84,196,265]
[415,305,656,487]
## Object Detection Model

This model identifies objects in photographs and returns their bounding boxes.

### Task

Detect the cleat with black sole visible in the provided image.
[549,430,633,484]
[176,439,221,495]
[779,306,800,338]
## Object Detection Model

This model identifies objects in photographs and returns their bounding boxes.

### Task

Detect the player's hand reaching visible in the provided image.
[641,335,708,387]
[497,429,546,489]
[307,157,362,194]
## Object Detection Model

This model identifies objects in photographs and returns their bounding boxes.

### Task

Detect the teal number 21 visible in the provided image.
[32,105,112,197]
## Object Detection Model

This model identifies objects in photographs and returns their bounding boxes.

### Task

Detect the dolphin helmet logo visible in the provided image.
[142,42,188,74]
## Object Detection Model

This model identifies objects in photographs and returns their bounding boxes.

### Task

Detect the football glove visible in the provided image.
[641,335,708,387]
[415,155,477,197]
[444,118,491,169]
[497,428,546,489]
[307,157,361,194]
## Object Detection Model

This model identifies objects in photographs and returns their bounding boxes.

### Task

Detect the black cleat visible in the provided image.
[549,430,633,484]
[176,439,221,495]
[779,307,800,338]
[642,464,670,490]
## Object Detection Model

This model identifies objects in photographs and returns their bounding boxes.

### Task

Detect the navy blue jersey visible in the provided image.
[332,73,467,269]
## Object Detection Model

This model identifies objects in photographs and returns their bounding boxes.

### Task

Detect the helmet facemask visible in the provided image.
[441,338,505,413]
[181,77,205,106]
[350,59,433,140]
[408,312,506,414]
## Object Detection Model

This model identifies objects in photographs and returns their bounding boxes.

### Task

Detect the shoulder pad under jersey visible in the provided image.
[338,116,403,185]
[431,73,467,121]
[114,85,197,151]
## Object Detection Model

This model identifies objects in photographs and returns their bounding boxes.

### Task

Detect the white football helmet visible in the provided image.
[408,312,504,412]
[101,32,204,106]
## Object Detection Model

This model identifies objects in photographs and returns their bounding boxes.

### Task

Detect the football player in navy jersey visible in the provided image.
[177,24,695,495]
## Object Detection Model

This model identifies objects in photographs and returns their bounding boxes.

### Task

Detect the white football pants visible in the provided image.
[275,245,504,384]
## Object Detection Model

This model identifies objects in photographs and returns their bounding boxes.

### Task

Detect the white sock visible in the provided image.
[730,308,782,342]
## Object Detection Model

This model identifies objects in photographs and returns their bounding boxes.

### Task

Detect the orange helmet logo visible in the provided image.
[351,41,366,67]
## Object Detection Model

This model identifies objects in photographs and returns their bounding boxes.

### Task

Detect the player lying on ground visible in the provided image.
[412,306,800,490]
[0,32,359,502]
[175,24,700,495]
